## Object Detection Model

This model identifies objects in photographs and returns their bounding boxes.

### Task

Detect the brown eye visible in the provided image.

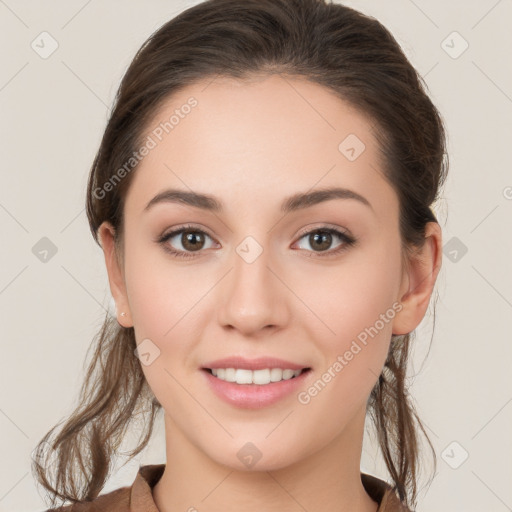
[180,230,206,251]
[308,231,333,252]
[157,225,216,259]
[294,227,356,257]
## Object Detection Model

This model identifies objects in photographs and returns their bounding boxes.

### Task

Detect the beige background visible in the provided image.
[1,1,511,511]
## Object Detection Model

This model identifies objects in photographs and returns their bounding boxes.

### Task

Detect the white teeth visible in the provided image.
[235,369,253,384]
[210,368,303,385]
[224,368,236,382]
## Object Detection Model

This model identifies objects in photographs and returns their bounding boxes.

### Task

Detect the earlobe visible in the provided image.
[97,221,133,328]
[392,222,442,336]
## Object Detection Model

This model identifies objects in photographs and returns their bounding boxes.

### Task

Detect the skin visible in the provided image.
[98,74,442,512]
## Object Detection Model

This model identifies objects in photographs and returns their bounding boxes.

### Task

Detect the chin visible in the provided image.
[203,436,309,473]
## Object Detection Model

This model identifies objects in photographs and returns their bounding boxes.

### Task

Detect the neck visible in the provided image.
[152,406,378,512]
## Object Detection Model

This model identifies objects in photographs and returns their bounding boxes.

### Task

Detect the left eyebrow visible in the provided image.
[281,187,373,213]
[143,186,373,214]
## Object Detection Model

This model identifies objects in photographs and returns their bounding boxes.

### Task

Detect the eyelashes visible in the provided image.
[157,224,218,259]
[156,223,357,260]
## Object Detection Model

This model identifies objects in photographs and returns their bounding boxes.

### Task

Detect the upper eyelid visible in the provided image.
[295,223,352,238]
[160,223,216,241]
[160,223,353,245]
[161,222,350,236]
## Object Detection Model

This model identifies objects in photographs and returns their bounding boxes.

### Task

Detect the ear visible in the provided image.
[97,221,133,328]
[392,222,442,335]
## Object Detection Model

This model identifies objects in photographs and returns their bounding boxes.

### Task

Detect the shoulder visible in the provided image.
[39,463,166,512]
[41,485,131,512]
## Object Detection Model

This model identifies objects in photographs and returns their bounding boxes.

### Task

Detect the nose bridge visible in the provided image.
[231,232,275,301]
[217,230,286,332]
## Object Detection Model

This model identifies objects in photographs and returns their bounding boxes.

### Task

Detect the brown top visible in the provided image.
[44,464,412,512]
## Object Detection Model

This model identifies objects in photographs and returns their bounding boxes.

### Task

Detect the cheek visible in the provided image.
[308,240,401,332]
[123,236,204,340]
[293,247,402,441]
[122,240,209,391]
[299,235,403,379]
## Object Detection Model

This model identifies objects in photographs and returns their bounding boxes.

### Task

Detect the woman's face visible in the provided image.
[100,74,436,471]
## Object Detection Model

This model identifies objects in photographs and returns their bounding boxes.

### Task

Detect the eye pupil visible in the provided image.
[310,231,332,251]
[183,230,205,251]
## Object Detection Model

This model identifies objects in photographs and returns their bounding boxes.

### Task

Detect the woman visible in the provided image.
[33,0,446,510]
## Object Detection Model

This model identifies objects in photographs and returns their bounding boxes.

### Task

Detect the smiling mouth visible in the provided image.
[203,367,311,385]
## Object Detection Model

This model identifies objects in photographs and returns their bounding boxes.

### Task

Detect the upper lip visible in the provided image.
[202,356,310,371]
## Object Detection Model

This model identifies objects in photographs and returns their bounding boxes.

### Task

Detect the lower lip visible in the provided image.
[202,369,311,409]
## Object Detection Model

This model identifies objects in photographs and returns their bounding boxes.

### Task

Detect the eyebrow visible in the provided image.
[144,186,373,214]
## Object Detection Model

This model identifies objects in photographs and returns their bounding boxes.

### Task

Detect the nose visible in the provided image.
[216,237,289,336]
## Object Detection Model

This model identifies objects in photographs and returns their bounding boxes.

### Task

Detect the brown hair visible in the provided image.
[32,0,447,509]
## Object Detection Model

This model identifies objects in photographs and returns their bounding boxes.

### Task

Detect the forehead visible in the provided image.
[124,74,397,220]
